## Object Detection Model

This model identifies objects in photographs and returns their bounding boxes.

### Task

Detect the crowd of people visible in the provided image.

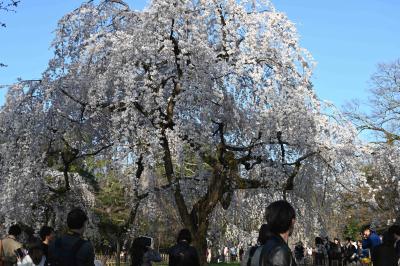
[0,207,202,266]
[289,224,400,266]
[0,202,399,266]
[0,208,98,266]
[241,215,400,266]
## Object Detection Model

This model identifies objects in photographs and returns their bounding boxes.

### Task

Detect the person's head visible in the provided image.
[362,224,371,238]
[265,200,296,236]
[315,237,323,245]
[177,228,192,244]
[357,240,362,247]
[8,224,22,237]
[334,238,340,245]
[39,226,54,244]
[381,230,396,247]
[67,208,88,233]
[257,224,273,245]
[345,237,351,243]
[388,224,400,240]
[26,237,44,264]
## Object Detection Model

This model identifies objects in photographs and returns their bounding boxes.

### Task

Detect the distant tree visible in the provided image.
[95,172,130,266]
[346,59,400,226]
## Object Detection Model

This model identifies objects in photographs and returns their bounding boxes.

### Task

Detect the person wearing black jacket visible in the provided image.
[343,237,356,265]
[168,229,200,266]
[39,225,54,264]
[330,238,343,266]
[371,230,399,266]
[389,224,400,258]
[258,200,296,266]
[48,208,95,266]
[294,241,305,264]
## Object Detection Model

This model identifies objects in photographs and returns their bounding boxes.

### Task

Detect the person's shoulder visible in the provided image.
[79,239,94,252]
[270,243,291,255]
[168,243,179,251]
[75,239,95,262]
[49,234,70,246]
[8,237,22,248]
[260,237,286,256]
[182,244,198,256]
[168,243,182,255]
[370,232,379,238]
[263,245,291,266]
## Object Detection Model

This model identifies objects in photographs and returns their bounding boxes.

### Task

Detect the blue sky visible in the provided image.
[0,0,399,107]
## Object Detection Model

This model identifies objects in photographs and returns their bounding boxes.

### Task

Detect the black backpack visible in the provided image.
[51,238,85,266]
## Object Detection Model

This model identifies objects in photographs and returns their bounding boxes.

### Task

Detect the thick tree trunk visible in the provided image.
[192,228,209,266]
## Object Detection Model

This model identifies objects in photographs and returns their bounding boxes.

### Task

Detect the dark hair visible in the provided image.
[26,237,43,251]
[39,226,54,241]
[334,238,340,242]
[26,237,44,264]
[361,224,371,232]
[8,224,22,236]
[381,230,396,247]
[67,208,88,229]
[265,200,296,234]
[177,229,192,244]
[345,237,351,242]
[315,237,324,245]
[389,225,400,236]
[257,224,273,245]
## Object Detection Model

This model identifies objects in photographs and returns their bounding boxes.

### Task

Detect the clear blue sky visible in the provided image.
[0,0,399,107]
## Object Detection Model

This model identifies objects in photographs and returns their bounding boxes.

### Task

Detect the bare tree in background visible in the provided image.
[346,59,400,226]
[0,0,20,67]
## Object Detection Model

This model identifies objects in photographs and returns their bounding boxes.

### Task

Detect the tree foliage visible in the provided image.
[346,58,400,227]
[0,1,360,264]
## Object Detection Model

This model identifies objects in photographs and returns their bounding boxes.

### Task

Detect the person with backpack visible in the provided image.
[130,236,161,266]
[241,224,274,266]
[0,224,23,266]
[48,208,95,266]
[314,237,327,266]
[168,229,200,266]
